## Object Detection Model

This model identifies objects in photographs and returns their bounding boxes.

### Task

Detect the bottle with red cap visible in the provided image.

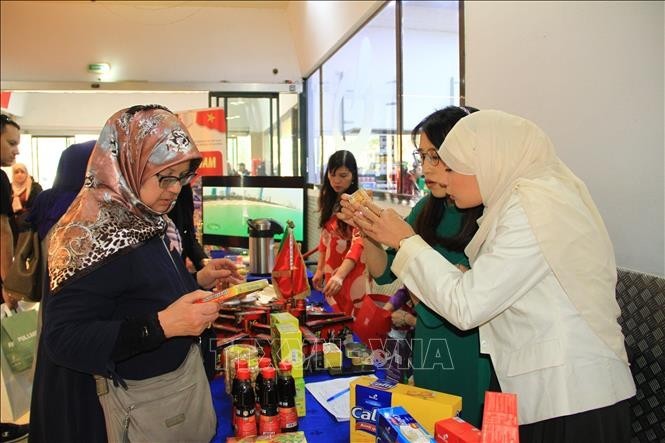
[234,367,257,438]
[277,360,298,432]
[231,359,249,433]
[255,357,273,421]
[258,366,280,436]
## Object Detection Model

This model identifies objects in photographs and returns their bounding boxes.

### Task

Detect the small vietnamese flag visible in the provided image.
[272,221,310,300]
[195,108,226,132]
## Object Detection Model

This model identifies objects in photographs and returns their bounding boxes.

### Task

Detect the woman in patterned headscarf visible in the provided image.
[30,105,242,443]
[342,110,635,442]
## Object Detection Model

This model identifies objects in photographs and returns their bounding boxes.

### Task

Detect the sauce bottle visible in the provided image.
[258,366,280,436]
[277,360,299,432]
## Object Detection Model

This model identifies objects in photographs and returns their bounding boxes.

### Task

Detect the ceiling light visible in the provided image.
[87,63,111,74]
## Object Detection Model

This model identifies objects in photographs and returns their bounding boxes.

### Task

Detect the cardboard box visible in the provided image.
[480,392,518,443]
[435,417,482,443]
[376,406,436,443]
[271,323,303,378]
[349,376,462,442]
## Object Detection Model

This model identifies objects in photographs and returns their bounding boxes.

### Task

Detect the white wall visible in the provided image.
[286,0,384,76]
[13,92,210,134]
[465,1,664,275]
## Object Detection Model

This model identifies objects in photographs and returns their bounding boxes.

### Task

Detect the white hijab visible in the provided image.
[439,110,627,363]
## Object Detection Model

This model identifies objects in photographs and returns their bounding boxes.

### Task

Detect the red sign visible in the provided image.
[197,150,223,176]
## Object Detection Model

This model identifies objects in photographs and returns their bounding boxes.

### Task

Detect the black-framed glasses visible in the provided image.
[412,150,441,166]
[155,171,196,189]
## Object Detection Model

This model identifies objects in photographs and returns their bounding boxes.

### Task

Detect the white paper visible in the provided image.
[305,375,376,422]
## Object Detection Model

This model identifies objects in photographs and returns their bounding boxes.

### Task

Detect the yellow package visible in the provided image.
[349,376,461,442]
[323,342,342,368]
[271,323,303,378]
[270,312,300,330]
[294,376,306,417]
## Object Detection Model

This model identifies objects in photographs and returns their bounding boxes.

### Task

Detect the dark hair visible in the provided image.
[318,150,359,233]
[1,114,21,133]
[411,106,484,252]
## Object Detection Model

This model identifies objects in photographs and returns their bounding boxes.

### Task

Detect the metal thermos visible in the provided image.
[247,218,284,275]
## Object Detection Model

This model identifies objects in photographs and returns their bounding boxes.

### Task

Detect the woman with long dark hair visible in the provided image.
[360,106,491,427]
[312,150,368,316]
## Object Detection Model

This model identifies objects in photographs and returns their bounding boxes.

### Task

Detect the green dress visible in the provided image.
[375,197,491,427]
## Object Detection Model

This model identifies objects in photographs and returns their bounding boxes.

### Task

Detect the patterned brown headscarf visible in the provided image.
[48,105,202,292]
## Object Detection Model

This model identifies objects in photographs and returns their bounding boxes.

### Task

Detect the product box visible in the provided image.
[376,406,436,443]
[349,376,462,442]
[223,344,259,395]
[294,376,306,417]
[480,392,518,443]
[271,323,303,378]
[435,417,482,443]
[270,312,300,330]
[226,431,307,442]
[323,342,342,368]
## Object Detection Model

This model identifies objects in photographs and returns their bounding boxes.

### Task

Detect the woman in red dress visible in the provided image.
[312,150,368,316]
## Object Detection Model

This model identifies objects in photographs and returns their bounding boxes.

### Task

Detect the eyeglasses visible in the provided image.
[413,150,441,166]
[155,171,196,189]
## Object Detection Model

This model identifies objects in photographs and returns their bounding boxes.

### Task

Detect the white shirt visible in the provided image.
[392,193,635,425]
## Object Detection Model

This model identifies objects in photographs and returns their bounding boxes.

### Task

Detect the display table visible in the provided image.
[209,289,369,442]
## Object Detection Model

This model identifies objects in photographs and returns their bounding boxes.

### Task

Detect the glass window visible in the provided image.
[306,69,322,184]
[278,93,301,177]
[321,3,397,192]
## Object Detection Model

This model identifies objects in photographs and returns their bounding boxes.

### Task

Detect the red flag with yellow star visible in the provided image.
[272,221,310,300]
[195,108,226,132]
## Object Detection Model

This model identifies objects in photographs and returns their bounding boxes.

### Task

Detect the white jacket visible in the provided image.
[392,194,635,425]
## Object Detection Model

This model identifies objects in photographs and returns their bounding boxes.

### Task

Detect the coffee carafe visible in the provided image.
[247,218,284,275]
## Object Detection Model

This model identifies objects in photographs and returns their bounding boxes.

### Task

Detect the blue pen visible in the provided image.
[326,387,350,403]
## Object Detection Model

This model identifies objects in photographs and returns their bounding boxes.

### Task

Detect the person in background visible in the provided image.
[29,105,242,442]
[360,106,491,427]
[343,110,635,442]
[0,114,30,443]
[312,150,368,316]
[27,140,95,301]
[237,162,250,176]
[10,162,42,241]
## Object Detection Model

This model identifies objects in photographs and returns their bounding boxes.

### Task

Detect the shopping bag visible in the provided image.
[4,229,42,302]
[272,220,310,300]
[0,305,38,421]
[1,306,38,373]
[353,293,392,350]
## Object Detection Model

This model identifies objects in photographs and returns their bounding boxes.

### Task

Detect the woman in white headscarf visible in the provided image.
[340,110,635,442]
[10,162,42,237]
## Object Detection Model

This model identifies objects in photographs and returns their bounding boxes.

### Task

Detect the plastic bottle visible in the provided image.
[277,361,299,432]
[234,367,257,438]
[258,366,280,436]
[255,357,272,420]
[231,359,249,433]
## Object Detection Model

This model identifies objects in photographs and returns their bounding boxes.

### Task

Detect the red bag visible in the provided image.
[353,293,392,350]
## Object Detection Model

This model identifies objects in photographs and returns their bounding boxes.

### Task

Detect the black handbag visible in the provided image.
[4,229,42,302]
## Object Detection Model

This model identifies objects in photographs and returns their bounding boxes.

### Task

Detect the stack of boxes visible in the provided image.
[269,312,306,416]
[349,376,462,442]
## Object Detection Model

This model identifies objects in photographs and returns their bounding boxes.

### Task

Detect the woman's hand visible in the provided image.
[158,291,220,338]
[323,274,344,298]
[340,198,415,249]
[312,270,324,291]
[196,258,244,289]
[391,309,416,328]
